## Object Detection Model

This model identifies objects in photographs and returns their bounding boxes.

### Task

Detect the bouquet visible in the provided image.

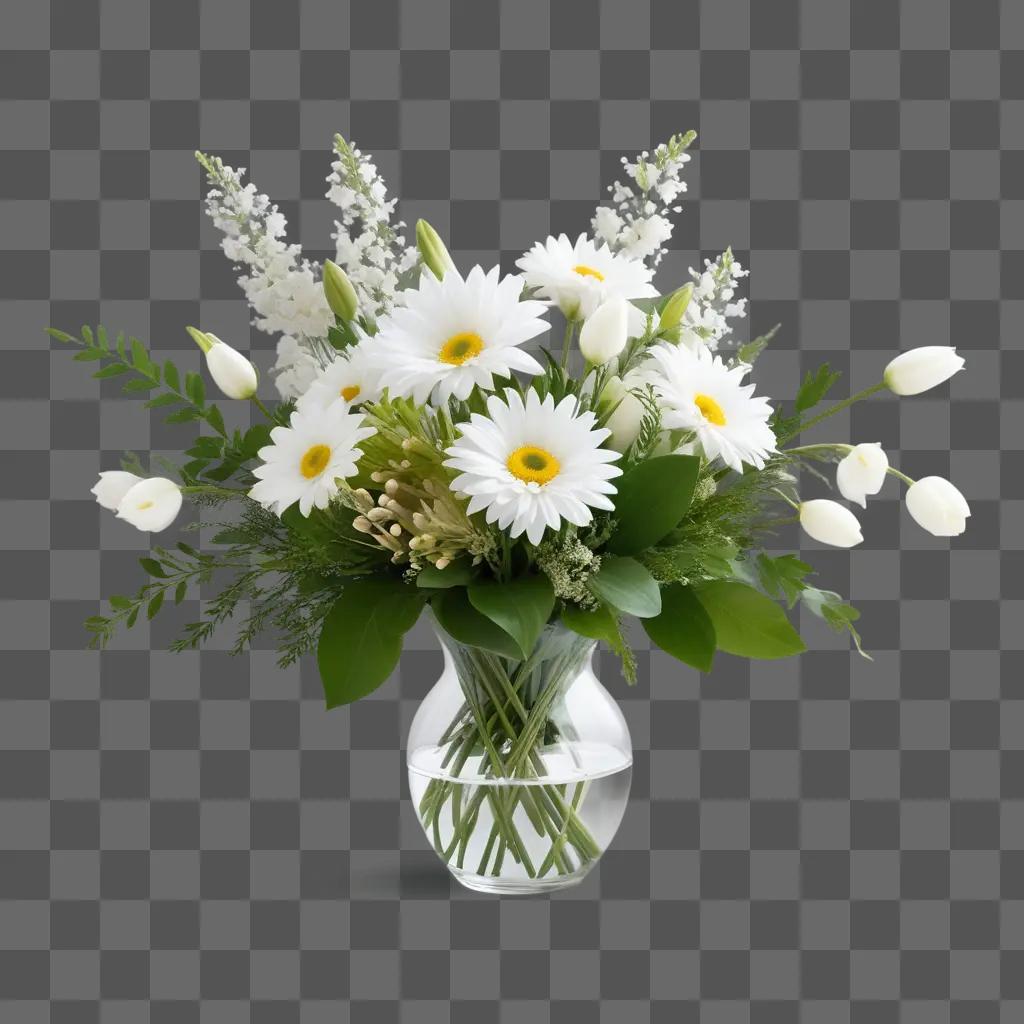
[54,131,970,892]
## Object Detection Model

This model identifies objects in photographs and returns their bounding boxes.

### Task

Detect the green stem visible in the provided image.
[783,381,887,440]
[180,484,246,500]
[560,319,576,371]
[251,396,275,421]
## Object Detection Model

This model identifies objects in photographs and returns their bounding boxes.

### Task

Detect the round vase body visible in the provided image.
[407,622,632,895]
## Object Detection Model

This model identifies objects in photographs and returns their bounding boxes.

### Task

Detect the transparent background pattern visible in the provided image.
[0,0,1019,1020]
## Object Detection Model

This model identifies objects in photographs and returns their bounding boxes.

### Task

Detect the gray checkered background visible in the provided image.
[0,0,1020,1020]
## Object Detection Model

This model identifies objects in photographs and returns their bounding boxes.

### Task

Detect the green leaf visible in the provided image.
[130,337,150,372]
[174,580,188,605]
[205,405,226,436]
[163,361,181,394]
[432,588,522,660]
[642,583,716,673]
[145,393,181,409]
[73,349,105,362]
[93,364,132,379]
[139,557,167,579]
[108,595,132,611]
[166,408,200,424]
[695,581,805,659]
[802,587,870,660]
[738,323,779,365]
[416,560,475,589]
[467,575,555,660]
[123,378,157,393]
[185,372,205,406]
[316,577,426,708]
[606,454,700,555]
[756,553,813,608]
[45,328,75,344]
[794,363,842,413]
[587,555,662,619]
[561,601,638,684]
[146,590,164,620]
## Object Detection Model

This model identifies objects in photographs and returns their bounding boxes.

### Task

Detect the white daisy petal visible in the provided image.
[642,342,777,471]
[443,388,623,545]
[372,266,549,405]
[247,402,375,517]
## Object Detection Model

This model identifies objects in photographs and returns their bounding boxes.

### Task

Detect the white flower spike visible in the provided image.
[579,295,629,365]
[91,471,142,512]
[187,328,259,400]
[905,477,971,537]
[116,477,183,533]
[800,499,864,548]
[836,443,889,508]
[884,346,965,396]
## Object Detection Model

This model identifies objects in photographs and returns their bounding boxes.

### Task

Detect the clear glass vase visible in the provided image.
[407,619,633,895]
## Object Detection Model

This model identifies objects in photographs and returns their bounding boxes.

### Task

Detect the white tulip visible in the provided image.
[836,443,888,508]
[115,477,183,533]
[579,295,629,365]
[188,327,259,400]
[905,476,970,537]
[800,499,864,548]
[91,471,142,512]
[883,346,964,396]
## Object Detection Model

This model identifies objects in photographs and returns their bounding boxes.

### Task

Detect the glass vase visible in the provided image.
[407,620,632,895]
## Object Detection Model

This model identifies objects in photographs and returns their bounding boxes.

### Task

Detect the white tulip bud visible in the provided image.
[905,476,971,537]
[836,443,889,508]
[601,376,646,452]
[579,295,629,365]
[91,471,142,511]
[883,346,964,396]
[115,477,183,533]
[187,327,259,400]
[799,499,864,548]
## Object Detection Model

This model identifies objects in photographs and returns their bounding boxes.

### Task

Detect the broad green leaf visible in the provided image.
[468,575,555,659]
[432,587,522,660]
[316,577,426,708]
[606,454,700,555]
[642,583,716,673]
[794,363,841,413]
[587,556,662,619]
[416,560,475,589]
[695,581,805,659]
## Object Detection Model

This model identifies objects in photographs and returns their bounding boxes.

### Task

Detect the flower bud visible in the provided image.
[601,376,646,452]
[91,470,143,512]
[416,219,456,280]
[579,295,629,365]
[657,282,693,338]
[187,327,259,400]
[836,443,888,508]
[884,346,965,396]
[905,476,970,537]
[799,499,863,548]
[115,477,183,533]
[323,259,359,321]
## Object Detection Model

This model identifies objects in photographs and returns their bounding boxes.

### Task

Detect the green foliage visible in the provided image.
[695,580,805,659]
[642,584,716,673]
[624,386,664,465]
[737,323,780,366]
[795,363,842,413]
[587,556,662,618]
[801,587,870,659]
[560,602,637,685]
[756,553,813,608]
[468,575,556,660]
[415,560,475,589]
[432,587,522,660]
[606,454,700,555]
[317,576,426,707]
[47,325,230,441]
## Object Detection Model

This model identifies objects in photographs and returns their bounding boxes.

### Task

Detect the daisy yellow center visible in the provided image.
[694,393,727,426]
[573,264,605,281]
[507,445,560,486]
[439,332,484,365]
[300,444,332,479]
[340,384,361,402]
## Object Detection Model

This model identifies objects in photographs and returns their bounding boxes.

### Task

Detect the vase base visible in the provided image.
[450,864,593,896]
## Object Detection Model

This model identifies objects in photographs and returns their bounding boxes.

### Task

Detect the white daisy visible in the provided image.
[443,389,622,545]
[373,265,548,405]
[249,403,375,517]
[515,232,658,321]
[296,339,383,415]
[644,343,776,472]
